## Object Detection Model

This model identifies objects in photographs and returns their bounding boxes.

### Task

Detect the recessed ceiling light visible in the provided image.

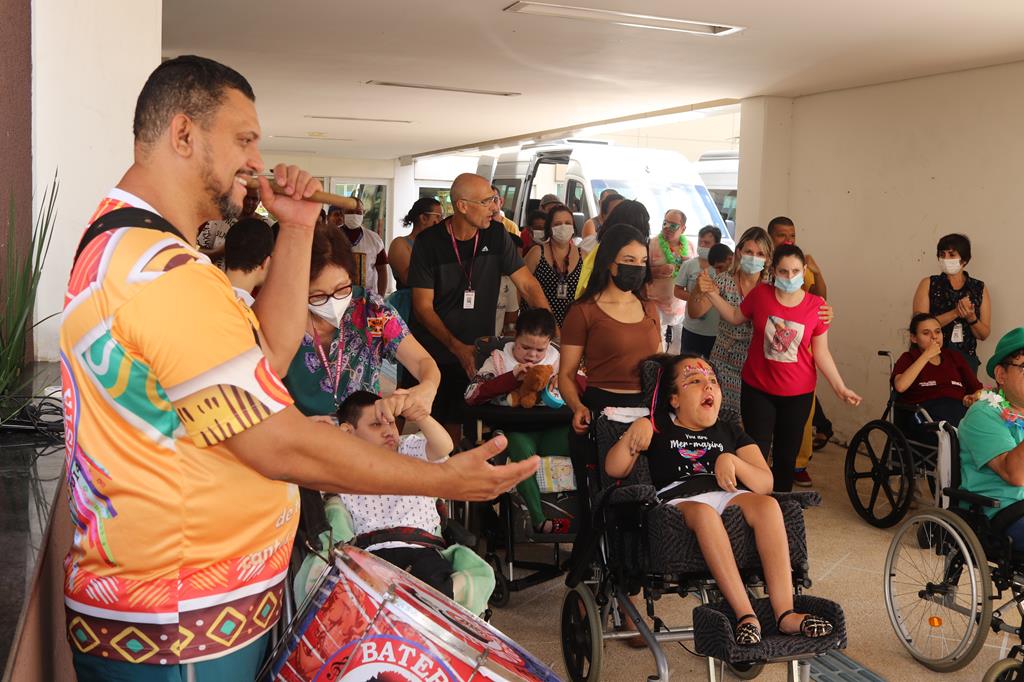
[365,80,521,97]
[305,115,413,124]
[503,1,743,36]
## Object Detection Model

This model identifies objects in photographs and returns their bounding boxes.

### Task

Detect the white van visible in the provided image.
[480,140,733,251]
[695,149,738,238]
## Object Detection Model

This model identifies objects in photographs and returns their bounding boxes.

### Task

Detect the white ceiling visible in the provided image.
[162,0,1024,160]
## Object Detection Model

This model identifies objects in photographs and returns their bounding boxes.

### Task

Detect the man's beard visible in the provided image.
[200,144,241,221]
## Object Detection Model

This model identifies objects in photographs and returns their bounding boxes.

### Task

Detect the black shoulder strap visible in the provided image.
[74,207,185,266]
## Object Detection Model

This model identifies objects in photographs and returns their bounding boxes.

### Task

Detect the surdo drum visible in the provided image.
[264,546,561,681]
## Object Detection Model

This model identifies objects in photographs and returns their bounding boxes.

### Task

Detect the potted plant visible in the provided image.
[0,175,58,423]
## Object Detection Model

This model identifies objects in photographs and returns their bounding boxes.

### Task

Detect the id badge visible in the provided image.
[951,322,964,344]
[463,290,476,310]
[556,283,569,300]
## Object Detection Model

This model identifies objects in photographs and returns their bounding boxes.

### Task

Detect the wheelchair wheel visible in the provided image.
[845,420,915,527]
[561,584,603,682]
[884,508,992,672]
[724,660,765,679]
[983,658,1024,682]
[486,554,510,608]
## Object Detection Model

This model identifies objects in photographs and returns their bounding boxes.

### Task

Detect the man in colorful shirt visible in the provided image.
[959,328,1024,545]
[62,55,538,682]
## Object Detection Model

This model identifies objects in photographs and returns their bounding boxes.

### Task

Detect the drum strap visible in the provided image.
[354,526,446,550]
[74,207,184,266]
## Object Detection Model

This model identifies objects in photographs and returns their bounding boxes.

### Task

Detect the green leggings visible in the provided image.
[505,426,571,528]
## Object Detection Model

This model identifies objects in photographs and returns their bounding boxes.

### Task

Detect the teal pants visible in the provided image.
[505,426,571,527]
[73,632,269,682]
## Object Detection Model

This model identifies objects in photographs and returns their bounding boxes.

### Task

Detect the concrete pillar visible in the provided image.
[32,0,162,361]
[736,96,794,229]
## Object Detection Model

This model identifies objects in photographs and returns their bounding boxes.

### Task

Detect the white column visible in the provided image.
[736,96,793,229]
[392,160,416,242]
[32,0,162,360]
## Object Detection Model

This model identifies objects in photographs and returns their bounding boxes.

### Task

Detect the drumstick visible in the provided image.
[244,177,358,210]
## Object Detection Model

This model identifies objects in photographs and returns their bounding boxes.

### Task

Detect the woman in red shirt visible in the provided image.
[892,313,982,433]
[698,244,861,491]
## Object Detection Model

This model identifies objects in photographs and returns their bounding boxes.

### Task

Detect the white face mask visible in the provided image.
[551,224,574,243]
[939,258,962,275]
[532,229,546,242]
[697,246,711,260]
[308,293,352,329]
[344,214,364,230]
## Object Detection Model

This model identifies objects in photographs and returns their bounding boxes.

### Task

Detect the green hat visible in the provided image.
[987,327,1024,379]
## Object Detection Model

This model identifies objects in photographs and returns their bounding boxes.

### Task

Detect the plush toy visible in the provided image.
[508,365,553,409]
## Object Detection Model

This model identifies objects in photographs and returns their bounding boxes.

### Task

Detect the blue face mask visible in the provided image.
[774,272,805,293]
[739,254,765,274]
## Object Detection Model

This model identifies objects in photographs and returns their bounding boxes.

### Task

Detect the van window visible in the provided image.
[492,179,520,218]
[710,189,737,222]
[566,179,590,219]
[591,179,726,238]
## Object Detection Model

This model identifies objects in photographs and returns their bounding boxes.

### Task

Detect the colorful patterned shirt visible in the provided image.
[61,191,298,665]
[284,290,409,416]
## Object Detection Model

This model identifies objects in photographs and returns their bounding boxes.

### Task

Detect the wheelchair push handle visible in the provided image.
[878,349,895,375]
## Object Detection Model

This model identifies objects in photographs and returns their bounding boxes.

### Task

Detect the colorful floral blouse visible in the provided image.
[284,289,409,417]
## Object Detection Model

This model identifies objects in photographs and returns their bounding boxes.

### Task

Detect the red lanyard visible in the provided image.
[448,226,480,290]
[549,243,572,281]
[312,325,344,398]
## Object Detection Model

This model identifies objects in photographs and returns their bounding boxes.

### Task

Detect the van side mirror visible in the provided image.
[572,212,585,235]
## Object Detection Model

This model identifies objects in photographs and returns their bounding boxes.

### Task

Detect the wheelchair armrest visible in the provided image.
[771,491,821,508]
[943,487,1000,509]
[607,484,659,508]
[991,500,1024,535]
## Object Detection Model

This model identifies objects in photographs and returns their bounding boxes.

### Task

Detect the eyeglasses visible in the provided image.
[308,283,353,306]
[423,212,443,218]
[461,195,500,208]
[1003,363,1024,375]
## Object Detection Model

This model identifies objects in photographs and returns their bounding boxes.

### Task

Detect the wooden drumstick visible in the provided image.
[244,177,358,210]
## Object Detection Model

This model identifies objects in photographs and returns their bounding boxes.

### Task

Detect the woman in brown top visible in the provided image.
[560,223,663,434]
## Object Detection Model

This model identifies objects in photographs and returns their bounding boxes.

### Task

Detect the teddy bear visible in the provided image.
[508,364,553,409]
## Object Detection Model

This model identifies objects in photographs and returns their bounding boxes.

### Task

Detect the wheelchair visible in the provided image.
[462,335,579,607]
[844,350,950,527]
[559,360,846,682]
[883,421,1024,679]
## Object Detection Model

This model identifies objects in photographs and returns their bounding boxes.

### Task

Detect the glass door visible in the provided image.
[329,178,391,239]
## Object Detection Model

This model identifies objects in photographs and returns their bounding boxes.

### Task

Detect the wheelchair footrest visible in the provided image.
[692,595,847,665]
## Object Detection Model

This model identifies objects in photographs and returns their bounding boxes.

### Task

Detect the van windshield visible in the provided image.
[591,179,727,237]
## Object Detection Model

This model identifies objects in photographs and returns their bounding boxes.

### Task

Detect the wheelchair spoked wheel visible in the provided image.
[983,657,1024,682]
[884,508,992,672]
[560,584,603,682]
[486,553,511,608]
[845,420,915,527]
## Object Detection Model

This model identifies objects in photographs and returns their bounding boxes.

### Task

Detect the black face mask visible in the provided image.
[611,263,646,292]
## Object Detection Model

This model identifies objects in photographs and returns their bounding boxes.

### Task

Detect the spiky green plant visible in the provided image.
[0,174,58,402]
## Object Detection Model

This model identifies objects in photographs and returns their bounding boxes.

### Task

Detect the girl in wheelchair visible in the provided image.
[891,313,982,438]
[605,353,834,645]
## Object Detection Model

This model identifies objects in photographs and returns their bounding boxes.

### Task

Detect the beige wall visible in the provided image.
[32,0,162,361]
[769,60,1024,439]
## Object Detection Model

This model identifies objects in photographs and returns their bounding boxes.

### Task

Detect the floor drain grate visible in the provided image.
[810,650,886,681]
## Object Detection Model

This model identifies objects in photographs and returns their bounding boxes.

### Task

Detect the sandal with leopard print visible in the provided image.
[776,609,833,638]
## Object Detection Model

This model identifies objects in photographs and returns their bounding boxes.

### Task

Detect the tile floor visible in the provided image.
[488,442,1022,681]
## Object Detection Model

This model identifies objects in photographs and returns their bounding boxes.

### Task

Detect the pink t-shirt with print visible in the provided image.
[739,283,828,396]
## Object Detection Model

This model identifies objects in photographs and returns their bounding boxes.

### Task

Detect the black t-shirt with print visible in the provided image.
[408,218,524,365]
[643,419,756,501]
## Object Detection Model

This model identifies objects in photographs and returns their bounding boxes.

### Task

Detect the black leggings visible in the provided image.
[740,382,814,492]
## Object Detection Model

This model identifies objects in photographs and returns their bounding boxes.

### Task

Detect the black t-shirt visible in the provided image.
[408,218,524,365]
[643,419,756,501]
